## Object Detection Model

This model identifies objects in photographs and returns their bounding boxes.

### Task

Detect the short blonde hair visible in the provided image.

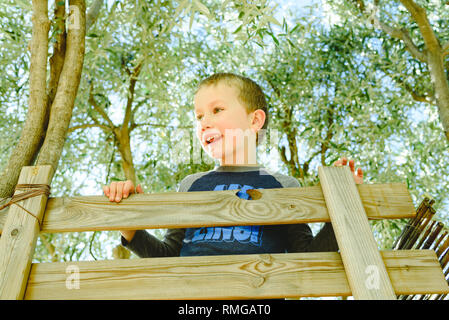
[196,73,268,143]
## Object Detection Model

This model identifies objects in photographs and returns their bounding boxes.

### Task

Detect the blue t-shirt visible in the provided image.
[180,168,291,256]
[122,165,338,257]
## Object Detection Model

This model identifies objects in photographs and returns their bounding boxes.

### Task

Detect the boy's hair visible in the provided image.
[196,73,269,135]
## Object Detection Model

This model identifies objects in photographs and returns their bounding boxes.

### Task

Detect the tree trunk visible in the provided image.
[355,0,449,144]
[114,128,137,184]
[0,0,102,199]
[36,0,86,181]
[427,51,449,142]
[0,0,50,198]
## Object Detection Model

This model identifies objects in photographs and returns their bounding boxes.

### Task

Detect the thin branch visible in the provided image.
[87,109,102,126]
[105,133,117,184]
[303,148,321,176]
[130,99,146,118]
[353,0,365,12]
[278,145,292,171]
[123,61,143,132]
[302,103,335,174]
[263,73,304,179]
[320,104,335,166]
[131,122,193,130]
[399,0,440,53]
[86,0,103,30]
[355,0,427,62]
[39,234,59,262]
[88,83,115,128]
[380,64,435,103]
[403,82,434,103]
[377,21,427,62]
[48,0,66,106]
[67,123,112,133]
[89,231,98,261]
[442,41,449,57]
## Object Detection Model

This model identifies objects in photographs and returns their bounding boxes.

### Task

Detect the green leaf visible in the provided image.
[233,24,243,34]
[174,0,189,17]
[194,0,211,18]
[265,15,281,27]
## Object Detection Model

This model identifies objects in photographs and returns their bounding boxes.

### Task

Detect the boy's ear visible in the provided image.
[251,109,266,132]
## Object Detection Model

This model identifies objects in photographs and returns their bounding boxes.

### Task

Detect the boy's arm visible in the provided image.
[287,223,338,253]
[121,228,185,258]
[281,175,339,253]
[120,174,198,258]
[284,157,364,252]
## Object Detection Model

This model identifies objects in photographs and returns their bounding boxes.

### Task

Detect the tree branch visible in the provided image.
[403,82,433,103]
[131,123,193,130]
[320,105,335,166]
[36,0,86,170]
[48,0,66,107]
[302,103,336,174]
[399,0,441,53]
[67,123,113,133]
[263,74,304,179]
[355,0,427,62]
[381,65,435,103]
[123,61,143,132]
[86,0,103,30]
[442,41,449,58]
[88,83,115,128]
[377,21,427,62]
[0,0,50,198]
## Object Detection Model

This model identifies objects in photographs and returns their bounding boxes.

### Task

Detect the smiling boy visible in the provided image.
[194,74,266,166]
[103,73,363,257]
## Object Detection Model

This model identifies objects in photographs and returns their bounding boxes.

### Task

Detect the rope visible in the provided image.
[0,184,51,227]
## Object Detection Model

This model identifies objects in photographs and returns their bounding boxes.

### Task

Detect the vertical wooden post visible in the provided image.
[318,166,396,300]
[0,166,52,299]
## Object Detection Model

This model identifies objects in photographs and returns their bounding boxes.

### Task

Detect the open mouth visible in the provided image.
[204,134,222,145]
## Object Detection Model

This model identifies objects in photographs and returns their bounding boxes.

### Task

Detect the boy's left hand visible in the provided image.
[333,157,364,184]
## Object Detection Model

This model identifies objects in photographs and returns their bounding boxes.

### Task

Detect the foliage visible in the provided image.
[0,0,447,263]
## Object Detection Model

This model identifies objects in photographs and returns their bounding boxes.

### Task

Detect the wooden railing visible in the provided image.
[0,165,448,300]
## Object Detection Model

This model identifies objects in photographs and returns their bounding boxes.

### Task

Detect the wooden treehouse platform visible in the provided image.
[0,165,448,300]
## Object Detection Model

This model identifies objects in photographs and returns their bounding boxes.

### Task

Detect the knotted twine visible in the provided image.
[0,184,51,227]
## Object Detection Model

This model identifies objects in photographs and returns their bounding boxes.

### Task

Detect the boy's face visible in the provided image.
[194,82,263,165]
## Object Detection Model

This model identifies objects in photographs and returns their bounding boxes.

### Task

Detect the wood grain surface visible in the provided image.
[0,166,52,299]
[318,166,396,299]
[24,250,449,300]
[0,182,415,234]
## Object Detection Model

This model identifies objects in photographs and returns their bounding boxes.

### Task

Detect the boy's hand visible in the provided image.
[333,157,364,184]
[103,180,144,202]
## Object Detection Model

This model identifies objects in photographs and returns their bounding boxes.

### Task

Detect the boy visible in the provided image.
[103,73,364,257]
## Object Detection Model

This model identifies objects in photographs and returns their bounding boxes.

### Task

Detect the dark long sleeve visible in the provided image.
[287,222,339,253]
[121,228,185,258]
[120,175,196,258]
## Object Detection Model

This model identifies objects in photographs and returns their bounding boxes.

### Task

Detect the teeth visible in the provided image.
[205,134,220,144]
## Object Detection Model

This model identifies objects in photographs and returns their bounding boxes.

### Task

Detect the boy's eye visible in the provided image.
[195,107,223,121]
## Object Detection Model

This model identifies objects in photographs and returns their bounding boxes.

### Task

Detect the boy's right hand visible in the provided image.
[103,180,143,202]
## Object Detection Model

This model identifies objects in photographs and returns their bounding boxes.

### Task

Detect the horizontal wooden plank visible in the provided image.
[24,250,448,300]
[15,182,414,234]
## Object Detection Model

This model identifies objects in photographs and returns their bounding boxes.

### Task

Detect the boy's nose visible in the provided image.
[200,115,213,130]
